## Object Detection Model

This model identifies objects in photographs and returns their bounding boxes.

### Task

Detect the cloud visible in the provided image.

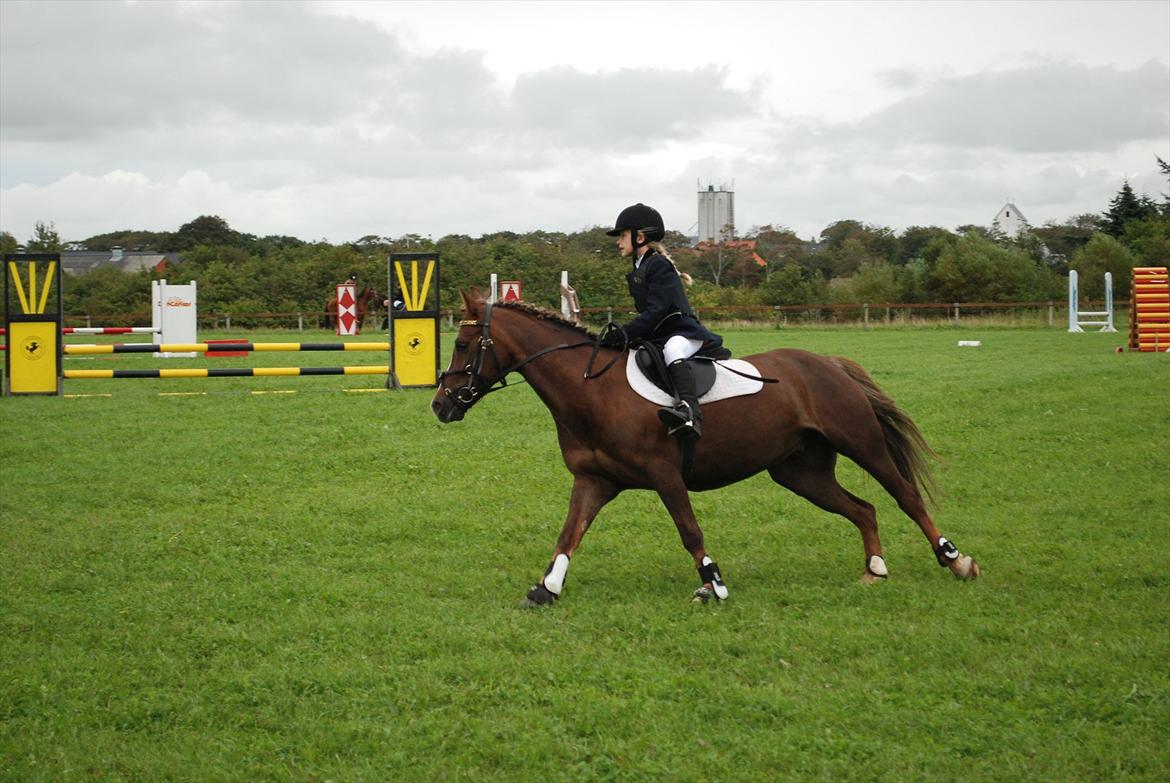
[1,2,1166,244]
[729,60,1170,236]
[0,0,753,189]
[831,61,1170,153]
[2,170,227,239]
[875,67,923,91]
[511,66,756,150]
[0,1,398,140]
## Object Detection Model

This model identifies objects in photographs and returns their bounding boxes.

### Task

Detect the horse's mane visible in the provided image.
[496,300,597,340]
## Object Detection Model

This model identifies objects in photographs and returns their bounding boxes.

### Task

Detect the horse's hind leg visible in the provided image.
[769,437,890,582]
[835,433,980,581]
[874,465,979,580]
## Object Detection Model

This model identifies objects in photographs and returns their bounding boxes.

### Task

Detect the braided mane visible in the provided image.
[496,300,598,340]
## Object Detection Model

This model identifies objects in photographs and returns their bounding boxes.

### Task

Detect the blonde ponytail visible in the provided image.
[649,242,693,286]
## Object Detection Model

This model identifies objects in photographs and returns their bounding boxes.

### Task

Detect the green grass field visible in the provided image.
[2,326,1168,782]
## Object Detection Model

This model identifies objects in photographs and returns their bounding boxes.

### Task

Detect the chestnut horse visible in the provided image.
[431,292,979,606]
[324,287,381,334]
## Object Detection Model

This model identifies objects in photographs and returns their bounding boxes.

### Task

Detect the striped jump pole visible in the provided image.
[64,342,390,355]
[1,325,163,350]
[65,366,391,379]
[0,326,158,336]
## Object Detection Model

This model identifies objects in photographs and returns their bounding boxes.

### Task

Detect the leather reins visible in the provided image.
[437,302,622,412]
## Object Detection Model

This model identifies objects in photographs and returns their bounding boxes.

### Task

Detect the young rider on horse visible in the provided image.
[603,203,726,440]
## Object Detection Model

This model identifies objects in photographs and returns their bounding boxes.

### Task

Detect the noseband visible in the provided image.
[438,302,614,413]
[438,301,508,410]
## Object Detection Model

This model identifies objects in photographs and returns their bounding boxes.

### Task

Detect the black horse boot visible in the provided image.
[658,360,702,439]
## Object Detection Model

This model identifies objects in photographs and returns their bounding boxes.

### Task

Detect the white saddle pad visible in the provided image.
[626,350,765,406]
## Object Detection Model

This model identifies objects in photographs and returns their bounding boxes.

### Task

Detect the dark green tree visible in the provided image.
[26,220,63,252]
[896,258,932,302]
[61,265,152,317]
[692,243,733,287]
[896,226,955,265]
[1070,233,1137,299]
[931,232,1059,302]
[754,263,827,306]
[830,237,879,277]
[1102,181,1155,237]
[1120,212,1170,269]
[817,220,897,275]
[831,261,898,305]
[1155,155,1170,215]
[79,229,173,251]
[0,230,18,256]
[747,226,804,270]
[165,215,243,251]
[1032,215,1101,271]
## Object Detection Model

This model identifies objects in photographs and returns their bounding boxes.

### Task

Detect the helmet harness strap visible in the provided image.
[631,228,653,268]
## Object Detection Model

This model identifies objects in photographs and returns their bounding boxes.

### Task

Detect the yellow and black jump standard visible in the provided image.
[4,253,63,396]
[387,252,441,389]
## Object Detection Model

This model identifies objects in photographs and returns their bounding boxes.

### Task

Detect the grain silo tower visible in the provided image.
[698,181,735,243]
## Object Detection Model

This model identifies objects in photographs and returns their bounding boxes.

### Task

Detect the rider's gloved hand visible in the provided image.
[600,325,627,349]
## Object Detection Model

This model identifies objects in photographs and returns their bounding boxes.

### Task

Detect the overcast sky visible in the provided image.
[1,0,1168,245]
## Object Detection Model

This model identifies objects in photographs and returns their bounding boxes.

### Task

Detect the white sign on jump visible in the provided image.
[501,281,522,302]
[152,279,198,357]
[337,284,358,336]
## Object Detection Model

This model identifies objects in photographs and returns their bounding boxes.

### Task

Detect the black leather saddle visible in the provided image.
[634,344,720,400]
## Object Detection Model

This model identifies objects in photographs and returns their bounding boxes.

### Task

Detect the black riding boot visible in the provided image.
[658,360,702,439]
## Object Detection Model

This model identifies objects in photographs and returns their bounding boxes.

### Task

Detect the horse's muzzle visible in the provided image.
[431,394,465,423]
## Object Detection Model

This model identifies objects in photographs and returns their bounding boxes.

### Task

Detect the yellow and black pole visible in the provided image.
[387,252,440,389]
[4,253,63,396]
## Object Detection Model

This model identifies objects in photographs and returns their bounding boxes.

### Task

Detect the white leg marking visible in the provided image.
[543,553,570,595]
[867,555,888,577]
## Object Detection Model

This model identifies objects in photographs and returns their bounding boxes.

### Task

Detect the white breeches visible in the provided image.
[663,335,703,365]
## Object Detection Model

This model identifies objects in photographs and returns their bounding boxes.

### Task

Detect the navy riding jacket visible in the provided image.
[622,251,723,352]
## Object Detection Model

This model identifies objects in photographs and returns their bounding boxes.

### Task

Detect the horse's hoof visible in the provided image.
[691,584,727,603]
[520,583,558,608]
[860,571,888,584]
[949,555,980,580]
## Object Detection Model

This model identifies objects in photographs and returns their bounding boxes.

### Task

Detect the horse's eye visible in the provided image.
[455,340,469,352]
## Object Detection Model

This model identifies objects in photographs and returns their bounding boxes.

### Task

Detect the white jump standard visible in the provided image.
[1067,270,1116,333]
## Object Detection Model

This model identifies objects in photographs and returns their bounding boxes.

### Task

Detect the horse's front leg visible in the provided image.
[522,474,618,607]
[655,476,729,603]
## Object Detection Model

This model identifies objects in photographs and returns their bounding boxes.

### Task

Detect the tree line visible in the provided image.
[3,161,1167,322]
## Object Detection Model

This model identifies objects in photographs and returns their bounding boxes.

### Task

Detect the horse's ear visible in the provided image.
[461,288,484,312]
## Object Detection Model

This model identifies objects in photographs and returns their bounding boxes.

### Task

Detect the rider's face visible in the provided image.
[616,230,643,257]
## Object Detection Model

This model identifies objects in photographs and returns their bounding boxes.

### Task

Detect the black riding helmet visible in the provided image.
[606,203,665,247]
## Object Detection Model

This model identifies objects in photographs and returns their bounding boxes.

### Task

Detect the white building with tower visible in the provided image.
[992,202,1029,238]
[697,181,735,243]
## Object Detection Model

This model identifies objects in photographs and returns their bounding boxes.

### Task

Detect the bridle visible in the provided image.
[437,301,623,413]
